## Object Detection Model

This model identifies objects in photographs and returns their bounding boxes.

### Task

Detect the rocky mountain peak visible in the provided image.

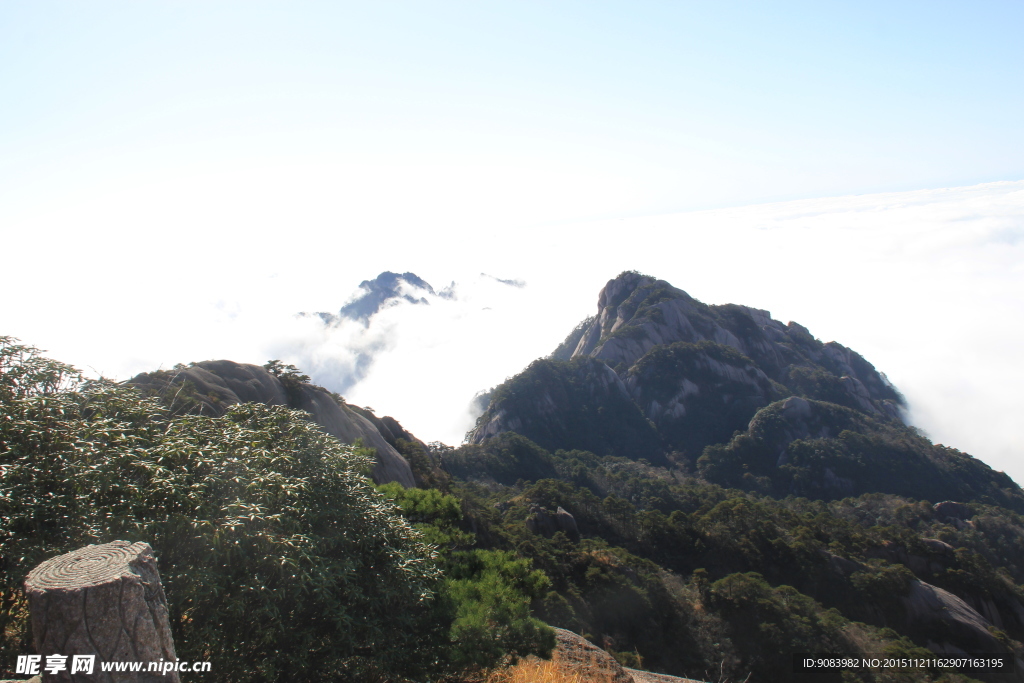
[306,271,450,327]
[472,271,908,465]
[566,272,904,421]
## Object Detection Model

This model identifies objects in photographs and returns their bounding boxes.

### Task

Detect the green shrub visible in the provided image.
[441,549,555,670]
[378,482,556,673]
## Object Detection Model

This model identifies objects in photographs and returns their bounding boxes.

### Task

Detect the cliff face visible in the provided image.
[128,360,416,487]
[571,272,903,421]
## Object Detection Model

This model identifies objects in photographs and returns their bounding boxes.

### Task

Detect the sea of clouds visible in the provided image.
[6,174,1023,482]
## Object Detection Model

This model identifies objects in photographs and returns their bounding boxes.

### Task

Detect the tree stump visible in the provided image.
[24,541,180,683]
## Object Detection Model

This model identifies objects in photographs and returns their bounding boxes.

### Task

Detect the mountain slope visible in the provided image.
[128,360,417,487]
[469,356,663,464]
[699,395,1024,510]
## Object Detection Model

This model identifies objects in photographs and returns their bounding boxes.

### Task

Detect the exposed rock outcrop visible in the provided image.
[901,580,1007,655]
[549,628,635,683]
[525,505,580,542]
[626,669,707,683]
[934,500,974,522]
[545,629,707,683]
[128,361,415,487]
[307,271,442,326]
[569,273,905,420]
[556,506,580,541]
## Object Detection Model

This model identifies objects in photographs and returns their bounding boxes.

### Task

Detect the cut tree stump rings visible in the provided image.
[24,541,180,683]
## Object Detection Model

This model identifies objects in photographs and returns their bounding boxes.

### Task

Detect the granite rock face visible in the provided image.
[934,500,974,522]
[901,580,1008,656]
[128,361,415,487]
[529,628,708,683]
[570,273,904,419]
[549,628,635,683]
[525,506,580,542]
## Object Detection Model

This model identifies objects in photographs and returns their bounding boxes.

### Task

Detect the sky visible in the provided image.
[2,3,1023,480]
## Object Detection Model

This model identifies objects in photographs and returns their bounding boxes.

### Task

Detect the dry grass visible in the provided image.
[486,657,585,683]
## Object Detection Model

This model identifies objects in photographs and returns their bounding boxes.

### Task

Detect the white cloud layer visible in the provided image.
[5,177,1023,483]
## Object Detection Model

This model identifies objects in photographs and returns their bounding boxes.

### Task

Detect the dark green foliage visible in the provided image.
[10,287,1024,683]
[789,365,862,408]
[441,446,1024,680]
[449,271,1024,680]
[393,437,450,490]
[708,572,848,682]
[628,340,785,457]
[377,481,473,549]
[447,432,559,485]
[697,398,1024,511]
[262,359,310,406]
[447,471,994,682]
[706,572,945,683]
[442,550,555,669]
[262,359,310,384]
[377,482,555,673]
[850,563,915,603]
[0,338,80,399]
[471,357,663,463]
[474,274,911,482]
[631,341,756,402]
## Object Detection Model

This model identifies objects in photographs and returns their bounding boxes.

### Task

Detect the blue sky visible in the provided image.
[4,2,1023,217]
[3,3,1023,478]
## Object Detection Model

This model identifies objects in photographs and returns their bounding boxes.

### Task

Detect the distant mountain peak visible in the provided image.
[307,271,451,326]
[305,270,529,328]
